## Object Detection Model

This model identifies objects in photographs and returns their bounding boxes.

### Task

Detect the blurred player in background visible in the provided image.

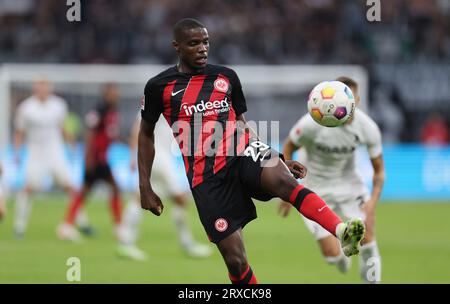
[116,115,212,260]
[138,19,365,284]
[13,78,89,238]
[279,77,384,283]
[0,163,5,220]
[58,83,123,241]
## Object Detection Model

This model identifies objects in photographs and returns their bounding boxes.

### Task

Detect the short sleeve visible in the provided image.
[141,78,163,124]
[228,69,247,116]
[288,115,316,147]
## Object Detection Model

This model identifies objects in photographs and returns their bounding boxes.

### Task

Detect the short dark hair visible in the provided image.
[336,76,358,90]
[173,18,206,42]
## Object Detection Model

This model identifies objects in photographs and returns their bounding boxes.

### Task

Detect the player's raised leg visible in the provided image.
[217,229,257,284]
[260,158,365,256]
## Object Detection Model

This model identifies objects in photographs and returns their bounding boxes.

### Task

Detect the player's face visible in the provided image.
[103,85,120,106]
[174,27,209,70]
[33,80,52,101]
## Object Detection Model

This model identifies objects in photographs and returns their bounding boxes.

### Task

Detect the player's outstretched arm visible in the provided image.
[362,154,385,242]
[137,118,163,216]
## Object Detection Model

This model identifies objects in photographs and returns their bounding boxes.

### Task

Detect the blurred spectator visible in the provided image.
[420,112,449,145]
[0,0,448,65]
[370,86,405,143]
[0,0,449,143]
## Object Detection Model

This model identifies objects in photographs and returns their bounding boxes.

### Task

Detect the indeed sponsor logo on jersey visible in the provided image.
[180,97,230,116]
[316,143,356,154]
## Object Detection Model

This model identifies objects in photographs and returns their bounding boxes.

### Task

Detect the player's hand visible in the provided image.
[140,188,164,216]
[278,201,292,218]
[284,160,307,179]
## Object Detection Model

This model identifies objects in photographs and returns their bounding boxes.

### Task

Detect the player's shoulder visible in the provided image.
[354,108,379,128]
[146,66,178,87]
[19,96,35,107]
[49,95,68,107]
[206,64,239,78]
[290,113,320,139]
[298,113,320,130]
[353,108,381,140]
[17,96,36,112]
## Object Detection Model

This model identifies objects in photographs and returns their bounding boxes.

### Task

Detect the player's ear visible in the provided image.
[172,40,180,53]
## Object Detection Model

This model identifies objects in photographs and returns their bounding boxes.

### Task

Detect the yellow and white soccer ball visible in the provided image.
[307,80,356,127]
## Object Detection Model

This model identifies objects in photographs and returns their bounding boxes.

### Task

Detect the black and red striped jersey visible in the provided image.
[85,103,120,164]
[141,64,250,188]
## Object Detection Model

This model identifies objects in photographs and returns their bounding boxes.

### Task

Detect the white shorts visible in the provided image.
[24,146,72,190]
[139,152,186,198]
[303,193,368,241]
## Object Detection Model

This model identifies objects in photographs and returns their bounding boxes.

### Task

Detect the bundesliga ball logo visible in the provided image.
[307,81,356,127]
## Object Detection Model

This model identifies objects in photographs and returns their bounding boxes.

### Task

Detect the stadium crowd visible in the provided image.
[0,0,449,143]
[0,0,448,64]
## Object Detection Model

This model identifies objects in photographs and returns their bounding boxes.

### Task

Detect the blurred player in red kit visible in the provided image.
[58,83,123,241]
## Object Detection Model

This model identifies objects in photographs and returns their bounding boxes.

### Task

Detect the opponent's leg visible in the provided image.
[260,159,365,256]
[171,193,211,258]
[319,236,351,273]
[57,184,90,242]
[105,172,122,226]
[116,193,148,261]
[217,229,257,284]
[14,186,32,238]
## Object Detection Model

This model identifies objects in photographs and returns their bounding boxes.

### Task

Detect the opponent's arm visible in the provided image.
[362,154,385,242]
[13,130,24,164]
[138,118,163,216]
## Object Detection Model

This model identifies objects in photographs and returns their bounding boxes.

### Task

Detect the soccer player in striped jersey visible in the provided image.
[138,18,365,284]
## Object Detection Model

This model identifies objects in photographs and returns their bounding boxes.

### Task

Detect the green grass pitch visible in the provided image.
[0,194,449,283]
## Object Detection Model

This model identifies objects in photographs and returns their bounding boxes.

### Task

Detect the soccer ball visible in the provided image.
[307,81,356,127]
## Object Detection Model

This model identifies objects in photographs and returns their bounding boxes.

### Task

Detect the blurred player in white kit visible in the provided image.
[279,77,385,283]
[13,78,89,238]
[116,115,212,260]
